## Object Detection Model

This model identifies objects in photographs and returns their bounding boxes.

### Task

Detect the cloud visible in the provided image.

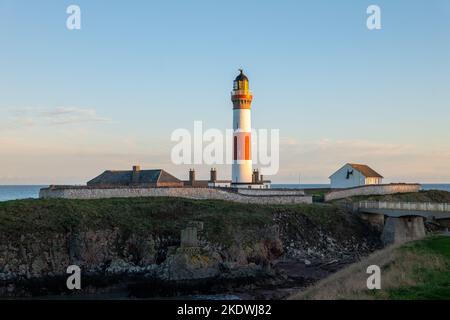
[275,137,450,183]
[1,126,449,184]
[7,107,111,127]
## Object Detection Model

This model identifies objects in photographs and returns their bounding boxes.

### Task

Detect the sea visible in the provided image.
[0,185,48,202]
[0,184,450,202]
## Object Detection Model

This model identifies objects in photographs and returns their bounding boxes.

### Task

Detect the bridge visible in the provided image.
[355,201,450,245]
[357,201,450,219]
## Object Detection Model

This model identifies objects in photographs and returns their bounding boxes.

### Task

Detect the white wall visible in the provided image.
[232,160,253,183]
[208,182,231,188]
[330,164,366,189]
[231,182,271,189]
[233,109,251,131]
[325,184,420,201]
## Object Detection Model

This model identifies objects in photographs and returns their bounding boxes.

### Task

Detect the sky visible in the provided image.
[0,0,450,184]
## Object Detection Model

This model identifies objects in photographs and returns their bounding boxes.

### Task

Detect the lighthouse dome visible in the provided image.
[235,69,248,82]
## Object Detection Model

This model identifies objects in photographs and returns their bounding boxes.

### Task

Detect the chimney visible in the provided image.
[252,169,259,183]
[210,168,217,182]
[260,174,264,182]
[132,165,141,184]
[189,169,196,185]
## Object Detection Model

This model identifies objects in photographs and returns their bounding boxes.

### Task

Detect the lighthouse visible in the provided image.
[231,69,264,188]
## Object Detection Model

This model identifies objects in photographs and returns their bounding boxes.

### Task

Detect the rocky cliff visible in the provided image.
[0,197,381,298]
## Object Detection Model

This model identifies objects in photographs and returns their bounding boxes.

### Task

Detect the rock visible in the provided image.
[106,259,134,274]
[7,284,15,293]
[162,250,220,281]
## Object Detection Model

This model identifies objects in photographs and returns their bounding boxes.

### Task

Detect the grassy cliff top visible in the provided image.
[0,197,361,246]
[337,190,450,204]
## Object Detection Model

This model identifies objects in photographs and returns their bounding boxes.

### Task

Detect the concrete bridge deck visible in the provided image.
[358,208,450,220]
[356,201,450,245]
[357,201,450,220]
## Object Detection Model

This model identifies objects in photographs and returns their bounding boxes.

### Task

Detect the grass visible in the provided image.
[0,197,270,244]
[336,190,450,204]
[387,236,450,299]
[289,236,450,300]
[0,197,350,247]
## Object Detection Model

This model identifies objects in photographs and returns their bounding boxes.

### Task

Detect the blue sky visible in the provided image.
[0,0,450,184]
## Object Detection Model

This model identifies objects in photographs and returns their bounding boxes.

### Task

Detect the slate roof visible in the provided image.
[348,164,383,178]
[329,163,384,179]
[87,169,182,186]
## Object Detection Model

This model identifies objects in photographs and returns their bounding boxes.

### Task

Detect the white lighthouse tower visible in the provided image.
[231,69,269,189]
[231,70,253,186]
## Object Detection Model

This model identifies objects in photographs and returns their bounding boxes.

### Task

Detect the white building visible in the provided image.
[329,163,383,189]
[230,69,271,189]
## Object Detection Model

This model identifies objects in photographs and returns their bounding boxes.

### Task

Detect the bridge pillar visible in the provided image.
[381,216,425,245]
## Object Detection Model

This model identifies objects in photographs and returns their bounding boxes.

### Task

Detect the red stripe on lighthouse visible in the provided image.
[231,94,253,100]
[245,135,250,160]
[233,132,251,161]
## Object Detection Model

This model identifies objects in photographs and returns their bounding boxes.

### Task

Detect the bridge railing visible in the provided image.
[358,201,450,212]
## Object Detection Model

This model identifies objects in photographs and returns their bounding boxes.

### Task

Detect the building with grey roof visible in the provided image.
[87,165,184,188]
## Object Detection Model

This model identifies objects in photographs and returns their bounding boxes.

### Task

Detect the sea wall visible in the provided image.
[324,184,421,202]
[39,187,313,204]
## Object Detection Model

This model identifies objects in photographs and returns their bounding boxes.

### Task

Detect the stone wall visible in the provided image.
[236,189,305,196]
[324,184,421,202]
[39,187,313,205]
